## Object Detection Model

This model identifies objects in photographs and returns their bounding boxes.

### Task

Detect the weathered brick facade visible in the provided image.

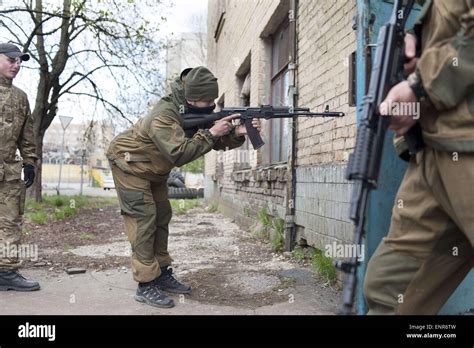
[206,0,357,251]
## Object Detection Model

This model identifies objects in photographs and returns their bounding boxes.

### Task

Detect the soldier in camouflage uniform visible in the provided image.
[107,66,261,308]
[0,43,39,291]
[364,1,474,314]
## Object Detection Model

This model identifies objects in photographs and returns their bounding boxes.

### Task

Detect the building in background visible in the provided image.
[42,120,114,184]
[165,31,207,92]
[205,0,357,254]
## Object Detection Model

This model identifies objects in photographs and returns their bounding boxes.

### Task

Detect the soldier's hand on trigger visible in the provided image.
[235,118,262,137]
[209,114,240,137]
[404,33,417,75]
[380,80,418,135]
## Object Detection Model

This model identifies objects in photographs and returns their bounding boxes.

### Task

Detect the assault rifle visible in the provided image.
[182,105,344,149]
[335,0,423,315]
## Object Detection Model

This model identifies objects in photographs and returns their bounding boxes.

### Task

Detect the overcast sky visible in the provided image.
[163,0,208,35]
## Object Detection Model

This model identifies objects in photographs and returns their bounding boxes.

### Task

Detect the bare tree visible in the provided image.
[0,0,169,201]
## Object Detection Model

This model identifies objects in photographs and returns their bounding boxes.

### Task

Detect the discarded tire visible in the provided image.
[168,178,186,188]
[168,187,203,199]
[167,171,186,188]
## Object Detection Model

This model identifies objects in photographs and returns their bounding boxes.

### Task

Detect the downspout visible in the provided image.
[284,0,298,251]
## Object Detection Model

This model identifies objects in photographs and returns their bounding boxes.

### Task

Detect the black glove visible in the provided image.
[23,164,35,188]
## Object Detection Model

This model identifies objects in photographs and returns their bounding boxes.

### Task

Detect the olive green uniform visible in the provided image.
[107,69,245,283]
[364,0,474,314]
[0,76,37,271]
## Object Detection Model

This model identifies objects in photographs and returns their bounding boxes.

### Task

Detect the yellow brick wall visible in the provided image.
[296,0,357,165]
[206,0,283,176]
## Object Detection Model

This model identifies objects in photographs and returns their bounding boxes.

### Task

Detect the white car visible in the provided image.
[103,176,115,190]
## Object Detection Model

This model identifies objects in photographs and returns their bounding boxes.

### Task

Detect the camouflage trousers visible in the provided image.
[364,147,474,314]
[109,162,173,283]
[0,180,26,271]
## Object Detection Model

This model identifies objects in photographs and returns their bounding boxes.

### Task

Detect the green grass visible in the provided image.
[28,211,48,225]
[291,246,337,284]
[170,199,202,214]
[311,249,337,283]
[25,200,42,211]
[257,207,272,227]
[252,208,284,249]
[63,206,77,217]
[53,209,65,220]
[25,195,118,224]
[292,246,307,262]
[270,218,285,252]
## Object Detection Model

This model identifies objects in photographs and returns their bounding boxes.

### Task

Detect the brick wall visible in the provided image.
[206,0,357,250]
[297,0,357,166]
[206,0,288,221]
[293,0,357,248]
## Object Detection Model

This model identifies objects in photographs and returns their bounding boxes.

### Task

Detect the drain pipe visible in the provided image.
[284,0,298,251]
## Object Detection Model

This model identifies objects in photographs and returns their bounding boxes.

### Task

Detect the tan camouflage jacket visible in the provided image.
[107,78,245,180]
[416,0,474,152]
[0,75,37,182]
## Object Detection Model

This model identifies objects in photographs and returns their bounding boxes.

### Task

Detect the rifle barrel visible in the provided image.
[266,111,345,118]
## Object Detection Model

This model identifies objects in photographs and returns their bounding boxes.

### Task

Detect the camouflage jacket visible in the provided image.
[416,0,474,152]
[106,78,245,180]
[0,75,37,182]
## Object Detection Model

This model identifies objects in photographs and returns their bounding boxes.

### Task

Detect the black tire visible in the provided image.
[168,178,186,188]
[167,171,186,188]
[168,187,199,199]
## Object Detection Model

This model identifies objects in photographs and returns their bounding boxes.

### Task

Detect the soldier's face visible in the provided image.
[0,54,21,79]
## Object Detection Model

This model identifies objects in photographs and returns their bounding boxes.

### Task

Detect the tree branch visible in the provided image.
[66,91,133,124]
[56,63,125,101]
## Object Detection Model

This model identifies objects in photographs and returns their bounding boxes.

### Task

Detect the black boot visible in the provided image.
[153,267,191,294]
[0,271,40,291]
[134,281,175,308]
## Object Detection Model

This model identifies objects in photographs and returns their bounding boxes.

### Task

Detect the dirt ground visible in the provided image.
[12,201,341,314]
[23,204,130,271]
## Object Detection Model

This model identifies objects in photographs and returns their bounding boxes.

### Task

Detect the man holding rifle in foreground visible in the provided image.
[363,1,474,314]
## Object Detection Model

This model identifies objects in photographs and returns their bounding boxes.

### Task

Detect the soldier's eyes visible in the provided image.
[7,58,21,65]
